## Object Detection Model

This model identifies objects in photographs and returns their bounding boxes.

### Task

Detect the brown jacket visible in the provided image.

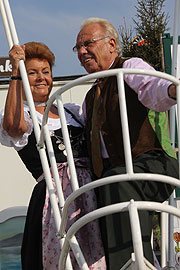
[85,57,162,167]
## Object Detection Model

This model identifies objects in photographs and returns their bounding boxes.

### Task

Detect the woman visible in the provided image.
[0,42,106,269]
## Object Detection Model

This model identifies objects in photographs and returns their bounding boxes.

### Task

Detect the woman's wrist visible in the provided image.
[10,75,22,81]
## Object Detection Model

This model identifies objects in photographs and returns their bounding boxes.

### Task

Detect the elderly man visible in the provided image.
[73,17,178,269]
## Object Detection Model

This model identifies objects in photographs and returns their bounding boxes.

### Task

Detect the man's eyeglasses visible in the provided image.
[73,36,109,52]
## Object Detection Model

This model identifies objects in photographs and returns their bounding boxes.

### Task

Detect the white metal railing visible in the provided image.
[168,0,180,268]
[41,68,180,269]
[0,0,75,269]
[1,0,180,269]
[59,200,180,270]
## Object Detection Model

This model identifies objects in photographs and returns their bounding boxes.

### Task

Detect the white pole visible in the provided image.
[0,0,13,48]
[169,1,180,269]
[1,0,61,231]
[161,212,167,268]
[171,0,180,78]
[56,95,79,191]
[117,72,134,174]
[0,1,74,268]
[3,0,19,44]
[128,200,145,270]
[2,0,41,141]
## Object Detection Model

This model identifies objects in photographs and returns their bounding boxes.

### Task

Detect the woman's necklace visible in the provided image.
[49,130,67,156]
[23,101,47,107]
[49,129,81,157]
[35,101,47,107]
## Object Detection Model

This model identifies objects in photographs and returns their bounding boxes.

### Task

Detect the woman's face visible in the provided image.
[24,58,53,102]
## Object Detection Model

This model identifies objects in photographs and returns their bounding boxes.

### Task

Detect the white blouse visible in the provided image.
[0,103,84,151]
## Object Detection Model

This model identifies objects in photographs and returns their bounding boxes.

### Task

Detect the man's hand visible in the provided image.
[168,84,176,100]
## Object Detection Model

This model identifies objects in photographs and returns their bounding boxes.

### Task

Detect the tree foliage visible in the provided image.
[119,0,169,71]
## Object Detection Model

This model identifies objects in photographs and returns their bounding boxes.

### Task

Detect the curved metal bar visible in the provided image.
[59,173,180,238]
[42,69,180,127]
[59,201,180,269]
[39,68,180,269]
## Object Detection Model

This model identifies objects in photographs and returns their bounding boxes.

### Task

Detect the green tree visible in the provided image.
[119,0,169,71]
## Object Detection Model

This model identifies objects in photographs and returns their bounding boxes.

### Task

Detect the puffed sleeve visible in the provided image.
[64,102,85,126]
[0,108,33,151]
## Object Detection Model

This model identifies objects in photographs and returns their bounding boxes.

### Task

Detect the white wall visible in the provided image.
[0,78,93,212]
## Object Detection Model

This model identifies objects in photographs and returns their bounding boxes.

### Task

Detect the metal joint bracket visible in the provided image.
[36,143,46,151]
[56,232,66,240]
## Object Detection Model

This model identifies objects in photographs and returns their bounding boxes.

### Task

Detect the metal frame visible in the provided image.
[164,1,180,268]
[1,0,180,269]
[41,68,180,269]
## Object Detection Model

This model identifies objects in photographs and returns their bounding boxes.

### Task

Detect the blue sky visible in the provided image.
[0,0,177,77]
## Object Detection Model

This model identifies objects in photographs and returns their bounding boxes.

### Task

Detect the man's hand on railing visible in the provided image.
[168,84,176,100]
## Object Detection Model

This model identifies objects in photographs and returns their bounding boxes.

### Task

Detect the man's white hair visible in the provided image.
[80,17,121,55]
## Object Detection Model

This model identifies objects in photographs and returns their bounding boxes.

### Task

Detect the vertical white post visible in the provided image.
[2,0,41,142]
[117,72,134,174]
[56,95,79,191]
[0,0,13,48]
[161,212,168,268]
[0,1,74,269]
[128,200,145,270]
[169,1,180,269]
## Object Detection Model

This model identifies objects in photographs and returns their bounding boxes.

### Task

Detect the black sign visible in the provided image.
[0,57,12,78]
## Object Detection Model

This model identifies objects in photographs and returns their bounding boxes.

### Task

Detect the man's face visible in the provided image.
[75,23,117,74]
